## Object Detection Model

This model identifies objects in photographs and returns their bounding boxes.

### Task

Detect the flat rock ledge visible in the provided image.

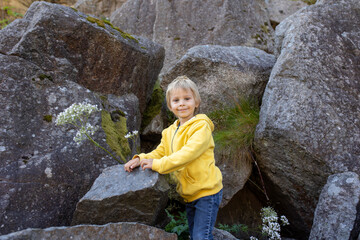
[0,222,177,240]
[71,165,170,227]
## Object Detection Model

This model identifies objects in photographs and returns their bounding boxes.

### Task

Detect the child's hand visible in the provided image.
[140,158,153,170]
[124,157,140,172]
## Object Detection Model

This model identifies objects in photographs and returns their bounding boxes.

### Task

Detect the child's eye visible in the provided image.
[185,98,191,100]
[173,99,179,102]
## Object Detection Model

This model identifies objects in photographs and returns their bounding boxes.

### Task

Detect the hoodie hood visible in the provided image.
[172,114,214,131]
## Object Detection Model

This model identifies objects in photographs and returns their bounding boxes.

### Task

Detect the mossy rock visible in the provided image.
[141,80,165,131]
[85,15,139,43]
[101,110,131,162]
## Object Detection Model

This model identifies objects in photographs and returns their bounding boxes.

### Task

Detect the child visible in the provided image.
[124,75,223,240]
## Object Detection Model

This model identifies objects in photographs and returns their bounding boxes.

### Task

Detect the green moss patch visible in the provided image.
[32,74,53,82]
[85,15,139,43]
[87,16,105,28]
[101,110,131,162]
[302,0,316,5]
[43,115,52,122]
[113,26,139,43]
[141,80,165,131]
[260,23,269,34]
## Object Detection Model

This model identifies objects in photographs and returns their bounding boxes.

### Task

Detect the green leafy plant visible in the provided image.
[250,207,290,240]
[218,207,289,240]
[0,19,9,29]
[164,210,189,240]
[1,5,23,29]
[2,6,22,17]
[218,223,249,235]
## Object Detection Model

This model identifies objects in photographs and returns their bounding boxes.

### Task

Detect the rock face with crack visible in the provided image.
[255,0,360,236]
[111,0,274,74]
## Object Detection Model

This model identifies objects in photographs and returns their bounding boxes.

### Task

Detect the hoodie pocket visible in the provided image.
[184,168,196,184]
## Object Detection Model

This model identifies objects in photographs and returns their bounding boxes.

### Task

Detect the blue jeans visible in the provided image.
[185,189,223,240]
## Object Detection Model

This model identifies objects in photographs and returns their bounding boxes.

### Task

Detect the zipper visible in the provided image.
[171,123,180,153]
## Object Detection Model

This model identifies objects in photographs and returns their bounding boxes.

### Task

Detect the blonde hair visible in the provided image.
[166,75,201,111]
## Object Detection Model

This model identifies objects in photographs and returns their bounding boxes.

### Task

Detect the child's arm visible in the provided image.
[152,121,212,174]
[135,135,166,160]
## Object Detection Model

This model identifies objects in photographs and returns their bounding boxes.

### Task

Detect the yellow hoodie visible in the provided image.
[134,114,223,202]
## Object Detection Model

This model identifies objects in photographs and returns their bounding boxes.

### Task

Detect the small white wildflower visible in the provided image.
[260,207,288,240]
[269,222,280,232]
[249,237,258,240]
[262,224,270,234]
[125,130,139,139]
[280,215,289,226]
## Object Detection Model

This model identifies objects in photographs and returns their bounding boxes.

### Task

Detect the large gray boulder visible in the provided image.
[309,172,360,240]
[74,0,128,18]
[161,45,276,114]
[255,0,360,236]
[0,1,164,113]
[0,1,162,235]
[72,165,170,227]
[110,0,274,74]
[161,44,275,207]
[0,60,139,234]
[265,0,307,24]
[0,222,177,240]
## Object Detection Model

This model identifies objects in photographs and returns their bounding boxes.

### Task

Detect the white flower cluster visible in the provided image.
[56,102,100,126]
[73,123,99,145]
[56,102,100,145]
[125,130,139,139]
[259,207,290,240]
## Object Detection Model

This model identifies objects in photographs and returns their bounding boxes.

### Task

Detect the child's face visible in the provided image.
[169,88,199,125]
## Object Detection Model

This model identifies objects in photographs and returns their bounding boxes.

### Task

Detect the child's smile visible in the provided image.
[169,88,199,125]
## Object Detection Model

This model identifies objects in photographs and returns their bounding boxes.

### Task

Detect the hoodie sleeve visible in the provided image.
[132,129,166,161]
[152,121,212,174]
